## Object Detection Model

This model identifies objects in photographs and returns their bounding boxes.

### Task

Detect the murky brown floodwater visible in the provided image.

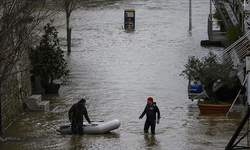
[0,0,248,149]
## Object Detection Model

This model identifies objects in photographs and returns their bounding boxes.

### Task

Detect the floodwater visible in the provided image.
[0,0,248,149]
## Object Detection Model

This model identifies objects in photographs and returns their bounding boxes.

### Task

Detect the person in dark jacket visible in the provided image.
[139,97,160,134]
[68,99,91,135]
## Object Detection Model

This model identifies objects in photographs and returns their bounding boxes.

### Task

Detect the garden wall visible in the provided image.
[1,56,32,132]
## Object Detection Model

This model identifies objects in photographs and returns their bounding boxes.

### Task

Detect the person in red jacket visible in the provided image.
[139,97,160,134]
[68,99,91,135]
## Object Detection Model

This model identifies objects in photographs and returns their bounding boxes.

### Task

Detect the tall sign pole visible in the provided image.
[189,0,192,31]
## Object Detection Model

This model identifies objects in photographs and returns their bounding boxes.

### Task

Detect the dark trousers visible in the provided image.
[144,119,156,134]
[71,122,84,135]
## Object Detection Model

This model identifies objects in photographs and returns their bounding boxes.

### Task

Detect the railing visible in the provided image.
[211,0,230,27]
[188,30,248,99]
[215,31,250,67]
[207,14,226,41]
[188,0,250,100]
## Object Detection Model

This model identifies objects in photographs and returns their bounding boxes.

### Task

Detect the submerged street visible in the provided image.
[0,0,247,149]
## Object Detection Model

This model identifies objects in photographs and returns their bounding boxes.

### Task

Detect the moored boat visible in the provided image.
[56,119,121,134]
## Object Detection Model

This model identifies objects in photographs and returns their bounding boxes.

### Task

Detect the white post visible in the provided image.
[246,55,250,146]
[247,56,250,105]
[210,0,212,17]
[248,75,250,105]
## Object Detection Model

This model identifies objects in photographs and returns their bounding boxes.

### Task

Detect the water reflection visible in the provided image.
[69,135,85,150]
[143,134,159,148]
[186,103,246,149]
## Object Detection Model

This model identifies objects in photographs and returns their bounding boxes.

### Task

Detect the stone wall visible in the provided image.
[1,54,32,132]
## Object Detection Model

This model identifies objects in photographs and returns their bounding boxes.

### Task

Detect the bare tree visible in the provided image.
[0,0,52,83]
[59,0,80,52]
[0,0,54,135]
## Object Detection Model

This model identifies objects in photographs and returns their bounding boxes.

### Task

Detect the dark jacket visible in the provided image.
[68,101,91,124]
[140,103,160,121]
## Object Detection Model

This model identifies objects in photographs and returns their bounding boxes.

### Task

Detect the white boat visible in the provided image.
[56,119,121,134]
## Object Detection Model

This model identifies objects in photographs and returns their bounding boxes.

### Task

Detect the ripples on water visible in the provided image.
[0,0,247,150]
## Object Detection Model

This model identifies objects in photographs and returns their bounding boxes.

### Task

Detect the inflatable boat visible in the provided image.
[56,119,120,134]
